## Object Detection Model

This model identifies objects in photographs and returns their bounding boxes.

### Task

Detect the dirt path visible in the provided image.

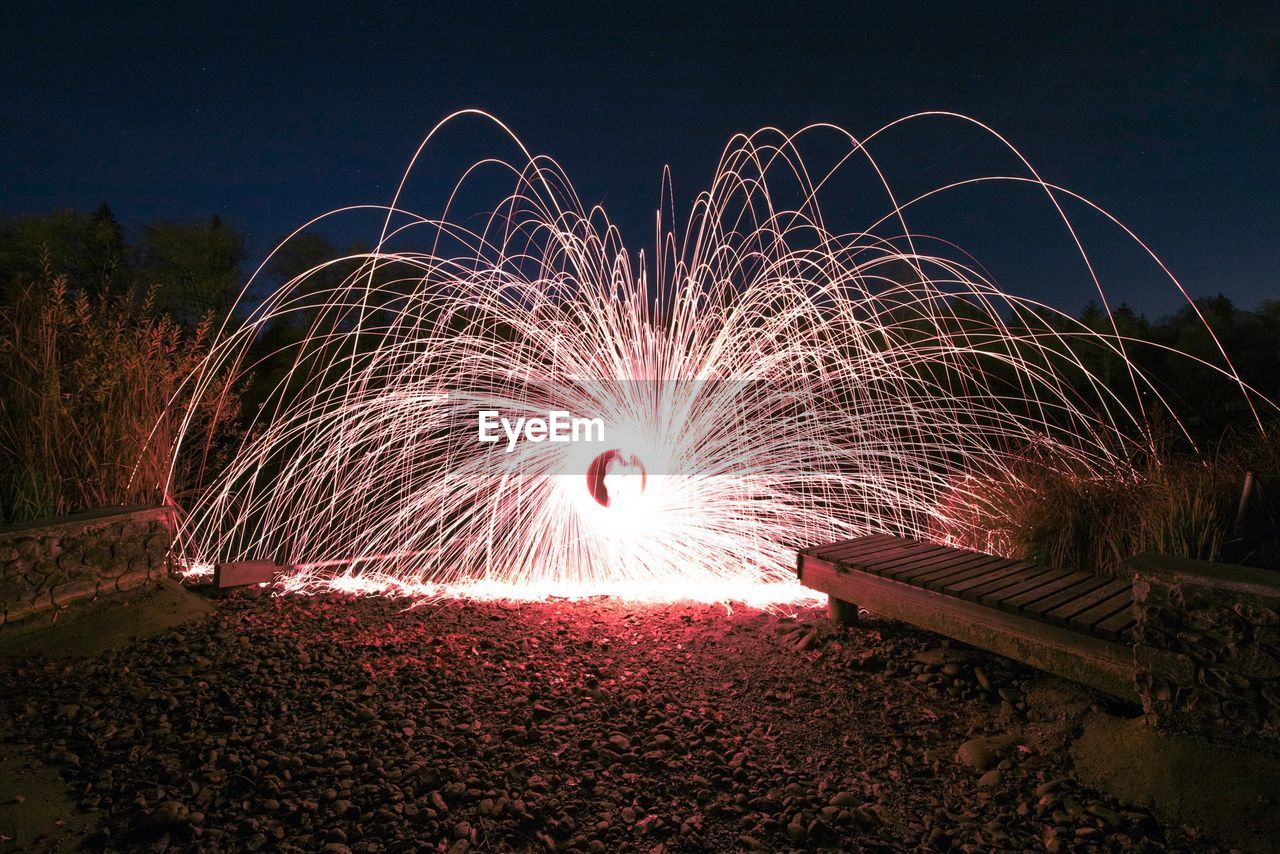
[0,592,1228,851]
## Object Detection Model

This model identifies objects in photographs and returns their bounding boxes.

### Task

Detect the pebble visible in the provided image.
[0,594,1224,853]
[1035,777,1070,798]
[977,769,1003,788]
[954,734,1017,771]
[973,666,994,693]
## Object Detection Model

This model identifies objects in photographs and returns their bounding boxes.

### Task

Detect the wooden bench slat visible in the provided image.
[922,558,1023,592]
[1049,579,1130,624]
[905,553,1007,586]
[1067,587,1133,634]
[979,568,1078,609]
[967,564,1068,603]
[814,533,906,560]
[877,550,994,582]
[906,555,1013,588]
[948,561,1049,599]
[1095,605,1137,640]
[999,571,1096,613]
[803,535,887,559]
[1022,576,1115,620]
[825,540,936,569]
[845,544,969,576]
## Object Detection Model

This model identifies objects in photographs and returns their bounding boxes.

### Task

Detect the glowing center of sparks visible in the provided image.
[586,449,647,508]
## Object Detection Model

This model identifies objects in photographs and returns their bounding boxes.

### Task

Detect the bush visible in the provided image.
[935,432,1280,574]
[0,257,239,524]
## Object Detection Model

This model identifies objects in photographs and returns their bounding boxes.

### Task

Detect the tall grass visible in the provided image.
[0,258,239,524]
[936,433,1280,574]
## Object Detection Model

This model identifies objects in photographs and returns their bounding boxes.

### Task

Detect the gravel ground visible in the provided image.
[0,591,1226,852]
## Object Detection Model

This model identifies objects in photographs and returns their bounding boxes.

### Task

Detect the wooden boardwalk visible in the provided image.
[797,534,1139,701]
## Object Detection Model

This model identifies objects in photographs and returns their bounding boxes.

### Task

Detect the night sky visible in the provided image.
[3,1,1277,316]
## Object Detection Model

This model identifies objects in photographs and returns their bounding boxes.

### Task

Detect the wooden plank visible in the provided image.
[1022,576,1114,620]
[798,556,1138,701]
[1095,605,1138,641]
[999,571,1096,613]
[900,554,1009,588]
[827,542,929,570]
[800,539,853,557]
[819,532,920,556]
[944,560,1042,598]
[920,558,1023,592]
[1067,587,1133,635]
[811,533,900,560]
[867,544,987,577]
[1049,579,1130,624]
[803,534,894,560]
[214,560,278,589]
[874,549,991,581]
[962,563,1063,602]
[977,567,1077,609]
[838,545,963,578]
[830,538,946,568]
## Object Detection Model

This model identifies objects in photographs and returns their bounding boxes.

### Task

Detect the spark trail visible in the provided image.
[161,111,1266,604]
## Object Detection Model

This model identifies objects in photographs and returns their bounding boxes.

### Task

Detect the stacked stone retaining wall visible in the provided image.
[0,505,175,624]
[1128,552,1280,754]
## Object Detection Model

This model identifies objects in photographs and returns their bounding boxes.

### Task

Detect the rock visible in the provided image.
[955,734,1018,771]
[1034,777,1070,798]
[153,800,187,822]
[973,666,994,693]
[977,769,1003,788]
[1087,803,1121,827]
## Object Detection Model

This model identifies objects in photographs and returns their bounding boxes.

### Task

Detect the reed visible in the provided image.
[0,256,238,524]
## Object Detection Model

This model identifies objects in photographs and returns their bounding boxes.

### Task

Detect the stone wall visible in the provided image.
[0,505,175,624]
[1128,552,1280,754]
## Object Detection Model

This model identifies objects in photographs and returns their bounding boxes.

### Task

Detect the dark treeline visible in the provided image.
[1071,297,1280,444]
[4,205,1279,436]
[5,205,1278,412]
[0,205,358,324]
[2,206,1278,566]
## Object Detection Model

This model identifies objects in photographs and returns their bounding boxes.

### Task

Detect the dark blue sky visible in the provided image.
[3,1,1277,316]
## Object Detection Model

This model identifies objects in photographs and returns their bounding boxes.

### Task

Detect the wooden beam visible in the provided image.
[827,595,860,625]
[799,554,1139,702]
[213,560,278,589]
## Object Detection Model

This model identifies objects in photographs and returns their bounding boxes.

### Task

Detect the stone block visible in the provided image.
[82,545,112,568]
[116,570,152,593]
[50,577,99,606]
[13,537,41,560]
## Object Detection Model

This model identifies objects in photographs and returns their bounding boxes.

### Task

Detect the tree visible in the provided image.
[135,215,246,325]
[0,205,128,298]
